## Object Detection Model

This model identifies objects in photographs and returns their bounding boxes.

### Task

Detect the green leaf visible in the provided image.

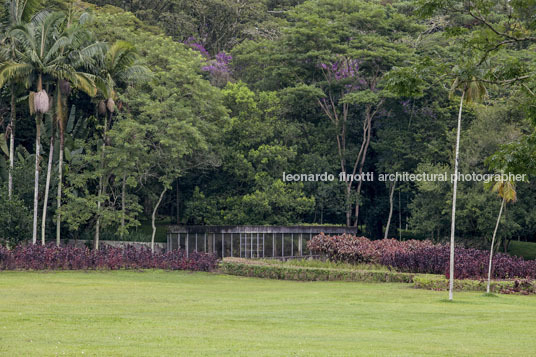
[65,147,72,162]
[0,135,9,157]
[66,105,76,133]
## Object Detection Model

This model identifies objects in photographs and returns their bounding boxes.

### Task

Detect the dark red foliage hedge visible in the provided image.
[0,244,218,271]
[308,233,536,280]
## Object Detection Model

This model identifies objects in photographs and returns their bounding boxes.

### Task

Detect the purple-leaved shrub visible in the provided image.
[0,244,218,271]
[308,233,536,280]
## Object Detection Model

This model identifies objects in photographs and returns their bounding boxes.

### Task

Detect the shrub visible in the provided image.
[0,243,218,271]
[0,190,32,246]
[413,275,536,295]
[219,258,414,283]
[308,233,536,280]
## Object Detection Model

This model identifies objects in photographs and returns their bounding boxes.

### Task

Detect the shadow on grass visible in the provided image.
[482,292,499,298]
[437,298,484,305]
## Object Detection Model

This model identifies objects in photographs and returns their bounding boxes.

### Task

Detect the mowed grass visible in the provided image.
[0,271,535,356]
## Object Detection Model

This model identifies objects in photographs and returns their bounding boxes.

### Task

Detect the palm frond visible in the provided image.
[0,61,32,88]
[71,71,97,97]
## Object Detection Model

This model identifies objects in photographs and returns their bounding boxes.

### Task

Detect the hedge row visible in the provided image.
[220,259,535,294]
[0,243,218,271]
[413,276,536,295]
[219,259,415,283]
[307,233,536,280]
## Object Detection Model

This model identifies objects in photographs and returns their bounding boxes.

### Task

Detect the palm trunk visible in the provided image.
[95,185,101,250]
[487,197,505,294]
[56,134,64,246]
[449,91,465,301]
[32,76,44,245]
[345,185,352,227]
[176,180,180,225]
[95,111,110,250]
[398,189,402,241]
[120,174,126,236]
[353,110,373,227]
[41,132,54,245]
[151,187,167,253]
[54,81,67,247]
[8,86,15,200]
[384,181,396,239]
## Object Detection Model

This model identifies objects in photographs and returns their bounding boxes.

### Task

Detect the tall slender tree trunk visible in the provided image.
[353,110,373,227]
[398,189,402,241]
[151,187,167,253]
[487,197,505,293]
[95,180,102,250]
[384,181,396,239]
[121,174,126,236]
[33,115,42,245]
[345,185,352,227]
[8,86,16,200]
[95,111,111,250]
[449,91,465,301]
[176,180,180,225]
[41,131,55,245]
[32,76,44,245]
[56,134,63,246]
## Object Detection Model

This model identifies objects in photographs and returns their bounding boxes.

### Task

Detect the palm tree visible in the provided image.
[485,178,517,293]
[41,109,55,245]
[54,9,102,246]
[0,0,41,200]
[0,11,97,244]
[448,69,488,300]
[93,40,148,250]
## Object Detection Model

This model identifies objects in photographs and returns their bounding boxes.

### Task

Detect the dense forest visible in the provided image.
[1,0,536,251]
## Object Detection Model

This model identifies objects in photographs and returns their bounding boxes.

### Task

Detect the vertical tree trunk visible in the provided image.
[32,76,44,245]
[398,188,402,241]
[121,174,127,237]
[487,197,505,294]
[151,187,167,253]
[32,118,41,245]
[449,91,465,301]
[176,180,180,225]
[8,86,16,200]
[41,132,54,245]
[95,188,101,250]
[384,181,396,239]
[95,111,110,250]
[345,185,352,227]
[353,111,373,227]
[56,134,63,246]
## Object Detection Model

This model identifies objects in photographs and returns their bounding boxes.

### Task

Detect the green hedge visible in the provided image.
[219,259,535,294]
[413,275,536,294]
[219,260,414,283]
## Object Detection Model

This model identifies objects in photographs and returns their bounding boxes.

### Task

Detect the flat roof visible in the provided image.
[167,225,357,234]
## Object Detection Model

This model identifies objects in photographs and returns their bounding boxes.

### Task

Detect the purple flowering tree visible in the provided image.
[318,56,386,227]
[202,51,233,87]
[184,38,233,87]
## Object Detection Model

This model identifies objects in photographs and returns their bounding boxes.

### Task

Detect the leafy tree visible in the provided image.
[85,0,276,54]
[448,63,488,299]
[485,177,517,293]
[1,10,98,244]
[0,0,42,201]
[92,40,148,249]
[0,185,32,246]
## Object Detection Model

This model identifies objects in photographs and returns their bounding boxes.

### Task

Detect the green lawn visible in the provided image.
[1,271,535,356]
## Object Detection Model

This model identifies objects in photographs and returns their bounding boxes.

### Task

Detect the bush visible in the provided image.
[219,258,415,283]
[0,190,32,246]
[0,243,218,271]
[308,233,536,280]
[413,275,536,295]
